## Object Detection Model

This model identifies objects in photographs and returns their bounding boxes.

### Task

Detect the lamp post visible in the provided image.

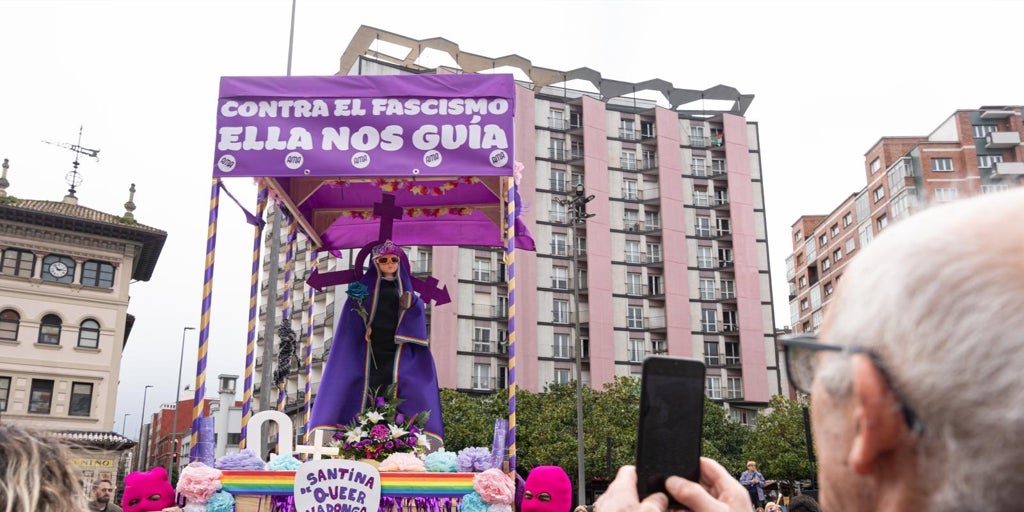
[558,182,595,505]
[122,412,131,436]
[168,326,196,473]
[135,384,153,471]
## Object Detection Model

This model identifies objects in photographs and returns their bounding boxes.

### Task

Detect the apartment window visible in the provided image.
[726,377,743,399]
[82,261,115,288]
[549,138,565,160]
[645,211,661,229]
[978,155,1003,168]
[29,379,54,414]
[625,241,641,264]
[798,275,807,288]
[794,231,802,243]
[720,280,736,299]
[830,224,839,237]
[725,342,740,365]
[41,255,75,284]
[935,188,958,202]
[690,125,706,147]
[552,266,568,290]
[692,157,707,176]
[623,179,639,200]
[553,369,570,385]
[697,247,714,269]
[551,234,568,256]
[0,377,8,411]
[621,151,637,170]
[842,213,853,228]
[647,274,663,296]
[859,223,873,248]
[473,259,492,282]
[553,333,570,358]
[38,314,62,345]
[855,193,870,223]
[845,238,856,254]
[646,243,662,263]
[641,120,655,138]
[877,214,888,231]
[620,119,636,139]
[550,168,567,192]
[800,298,809,311]
[1,249,35,278]
[833,248,843,262]
[550,200,567,224]
[553,300,569,324]
[628,338,645,362]
[872,186,885,203]
[626,272,644,296]
[497,295,509,317]
[982,184,1010,194]
[711,159,727,173]
[695,217,712,237]
[69,382,93,417]
[549,109,565,130]
[651,339,667,355]
[701,309,717,332]
[474,327,492,352]
[812,310,824,330]
[569,111,582,129]
[699,279,716,300]
[973,124,997,138]
[0,310,19,342]
[627,307,644,329]
[718,248,733,267]
[694,189,710,207]
[77,319,100,349]
[821,258,831,271]
[498,366,508,388]
[931,158,953,172]
[716,218,731,236]
[714,190,729,206]
[722,310,737,331]
[624,209,640,230]
[819,234,828,247]
[824,282,834,297]
[704,341,720,366]
[870,157,881,173]
[705,376,722,399]
[473,364,491,390]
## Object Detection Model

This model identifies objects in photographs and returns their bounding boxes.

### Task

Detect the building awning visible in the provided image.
[49,430,137,451]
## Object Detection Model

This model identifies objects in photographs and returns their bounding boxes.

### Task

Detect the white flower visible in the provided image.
[416,433,430,449]
[388,424,408,438]
[344,427,364,444]
[366,411,385,423]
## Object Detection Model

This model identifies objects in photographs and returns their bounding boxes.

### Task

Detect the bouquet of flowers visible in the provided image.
[334,384,431,461]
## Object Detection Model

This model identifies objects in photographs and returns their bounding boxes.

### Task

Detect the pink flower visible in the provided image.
[371,424,390,440]
[473,468,515,505]
[378,452,426,472]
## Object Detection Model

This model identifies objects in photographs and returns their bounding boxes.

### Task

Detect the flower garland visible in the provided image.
[327,176,481,196]
[339,207,475,220]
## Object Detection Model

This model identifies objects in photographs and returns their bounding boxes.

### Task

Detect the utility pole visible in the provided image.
[559,183,595,505]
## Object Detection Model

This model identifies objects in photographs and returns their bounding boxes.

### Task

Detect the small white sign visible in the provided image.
[294,459,381,512]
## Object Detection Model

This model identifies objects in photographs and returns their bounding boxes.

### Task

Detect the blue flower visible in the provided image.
[346,282,369,301]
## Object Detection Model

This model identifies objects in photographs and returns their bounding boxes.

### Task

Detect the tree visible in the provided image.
[439,388,508,452]
[702,398,751,475]
[743,395,814,491]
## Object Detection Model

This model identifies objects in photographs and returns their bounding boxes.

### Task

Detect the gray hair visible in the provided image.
[821,188,1024,512]
[0,425,87,512]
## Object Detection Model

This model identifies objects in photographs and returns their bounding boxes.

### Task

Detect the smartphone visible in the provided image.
[635,356,706,508]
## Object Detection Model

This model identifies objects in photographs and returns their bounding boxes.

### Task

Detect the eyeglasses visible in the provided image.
[376,256,400,264]
[779,334,924,435]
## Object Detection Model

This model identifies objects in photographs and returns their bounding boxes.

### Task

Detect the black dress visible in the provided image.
[366,278,400,400]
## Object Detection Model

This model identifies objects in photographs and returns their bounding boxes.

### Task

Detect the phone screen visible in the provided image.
[635,356,706,507]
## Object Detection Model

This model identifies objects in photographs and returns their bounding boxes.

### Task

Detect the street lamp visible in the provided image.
[136,384,153,471]
[168,326,196,473]
[122,412,131,436]
[557,182,595,506]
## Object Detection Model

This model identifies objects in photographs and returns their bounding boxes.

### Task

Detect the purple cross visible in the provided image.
[373,194,404,240]
[411,275,451,306]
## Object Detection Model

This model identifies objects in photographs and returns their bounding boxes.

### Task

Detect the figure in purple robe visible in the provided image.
[310,240,444,446]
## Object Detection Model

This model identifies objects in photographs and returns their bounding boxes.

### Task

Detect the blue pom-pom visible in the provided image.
[461,492,488,512]
[206,491,235,512]
[425,448,459,472]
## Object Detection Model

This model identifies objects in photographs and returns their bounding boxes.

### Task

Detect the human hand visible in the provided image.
[400,291,413,310]
[659,458,752,512]
[365,326,372,342]
[593,465,662,512]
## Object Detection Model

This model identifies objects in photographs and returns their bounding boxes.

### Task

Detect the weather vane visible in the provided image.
[42,125,100,198]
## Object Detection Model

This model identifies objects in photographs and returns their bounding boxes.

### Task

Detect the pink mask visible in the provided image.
[121,467,176,512]
[522,466,572,512]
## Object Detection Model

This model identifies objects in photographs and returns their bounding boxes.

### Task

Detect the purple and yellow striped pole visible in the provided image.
[239,183,269,450]
[191,179,221,459]
[276,215,298,412]
[302,247,318,447]
[504,177,517,474]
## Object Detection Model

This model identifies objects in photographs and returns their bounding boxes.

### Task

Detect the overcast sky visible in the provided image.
[2,0,1020,439]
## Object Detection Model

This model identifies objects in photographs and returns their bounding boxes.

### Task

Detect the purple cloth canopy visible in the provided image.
[309,245,444,443]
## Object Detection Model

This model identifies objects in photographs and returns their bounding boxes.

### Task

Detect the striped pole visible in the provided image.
[302,248,318,447]
[191,179,221,459]
[504,177,517,474]
[276,215,298,412]
[239,183,268,450]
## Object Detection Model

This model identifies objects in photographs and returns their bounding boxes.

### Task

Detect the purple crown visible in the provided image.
[371,240,402,258]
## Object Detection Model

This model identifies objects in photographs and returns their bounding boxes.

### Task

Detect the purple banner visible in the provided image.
[213,74,516,178]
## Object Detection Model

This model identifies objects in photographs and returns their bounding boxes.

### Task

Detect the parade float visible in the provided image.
[186,73,531,511]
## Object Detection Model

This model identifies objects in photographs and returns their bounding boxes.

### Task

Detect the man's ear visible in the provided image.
[847,353,906,474]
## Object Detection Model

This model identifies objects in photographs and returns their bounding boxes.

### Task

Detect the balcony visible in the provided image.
[548,148,570,161]
[548,117,569,131]
[690,135,710,148]
[714,228,732,240]
[551,344,575,359]
[692,164,709,177]
[472,339,495,354]
[646,315,667,330]
[409,260,432,275]
[470,304,508,318]
[549,179,569,193]
[549,241,569,257]
[980,109,1015,120]
[625,283,647,297]
[994,161,1024,176]
[618,128,638,140]
[471,376,496,391]
[986,131,1021,149]
[638,157,659,171]
[640,129,657,140]
[620,158,638,171]
[721,322,740,335]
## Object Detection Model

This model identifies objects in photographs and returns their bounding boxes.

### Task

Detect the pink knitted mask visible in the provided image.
[121,467,176,512]
[522,466,572,512]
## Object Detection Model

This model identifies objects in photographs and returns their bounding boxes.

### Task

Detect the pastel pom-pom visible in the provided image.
[205,491,235,512]
[460,492,489,512]
[267,454,302,471]
[425,449,458,472]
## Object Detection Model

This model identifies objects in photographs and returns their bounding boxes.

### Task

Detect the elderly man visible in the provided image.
[595,188,1024,512]
[88,479,122,512]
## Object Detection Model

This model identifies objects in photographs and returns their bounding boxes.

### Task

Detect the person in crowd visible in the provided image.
[0,424,87,512]
[89,479,122,512]
[739,461,766,509]
[310,240,444,446]
[786,494,819,512]
[593,188,1024,511]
